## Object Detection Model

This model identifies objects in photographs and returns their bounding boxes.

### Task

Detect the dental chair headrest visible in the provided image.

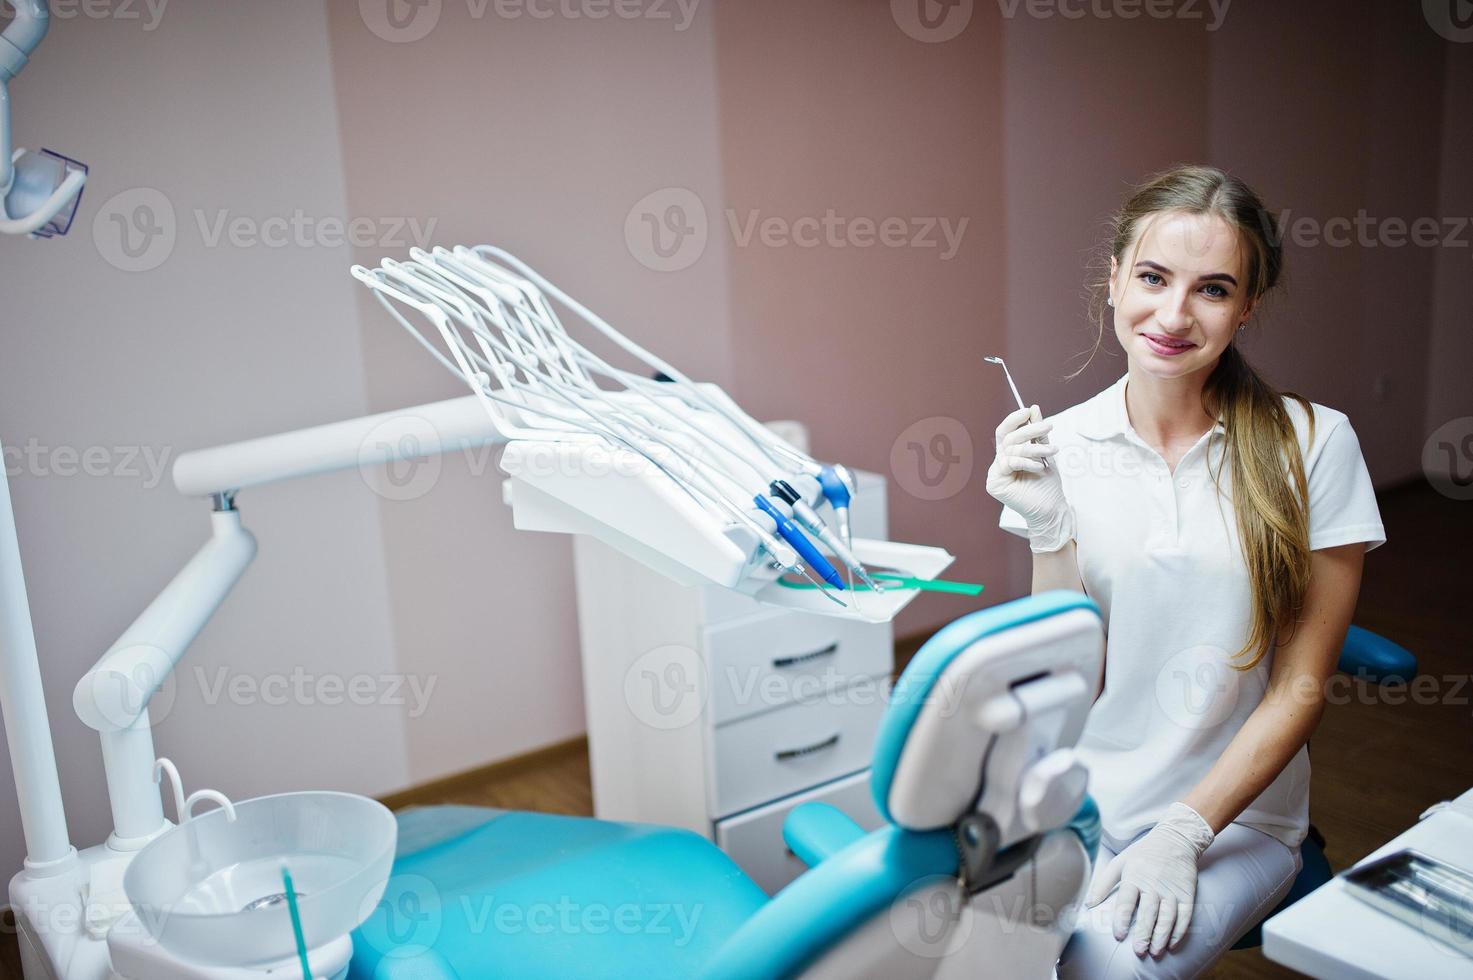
[870,592,1103,844]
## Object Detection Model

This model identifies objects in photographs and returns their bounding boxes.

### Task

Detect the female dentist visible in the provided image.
[987,165,1386,977]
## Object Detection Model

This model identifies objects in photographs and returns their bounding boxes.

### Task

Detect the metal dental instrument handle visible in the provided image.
[984,355,1050,471]
[752,494,846,592]
[769,480,884,593]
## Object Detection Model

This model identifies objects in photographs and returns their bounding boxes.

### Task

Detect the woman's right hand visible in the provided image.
[986,405,1075,553]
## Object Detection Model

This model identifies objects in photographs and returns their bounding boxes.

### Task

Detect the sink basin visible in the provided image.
[123,791,396,967]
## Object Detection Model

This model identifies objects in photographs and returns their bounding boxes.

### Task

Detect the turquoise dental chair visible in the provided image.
[1232,625,1418,950]
[349,591,1107,979]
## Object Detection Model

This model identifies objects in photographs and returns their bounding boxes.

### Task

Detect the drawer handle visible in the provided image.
[775,733,840,762]
[772,642,839,670]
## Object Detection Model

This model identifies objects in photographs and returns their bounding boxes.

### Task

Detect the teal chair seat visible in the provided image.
[349,807,770,979]
[1232,626,1416,950]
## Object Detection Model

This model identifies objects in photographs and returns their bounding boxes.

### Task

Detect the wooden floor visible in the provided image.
[4,481,1466,978]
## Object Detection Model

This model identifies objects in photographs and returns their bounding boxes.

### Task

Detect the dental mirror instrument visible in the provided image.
[983,355,1049,470]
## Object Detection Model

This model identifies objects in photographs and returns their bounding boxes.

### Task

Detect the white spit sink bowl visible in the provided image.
[123,791,397,967]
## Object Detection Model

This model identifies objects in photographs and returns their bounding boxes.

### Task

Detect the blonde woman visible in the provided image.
[988,166,1385,977]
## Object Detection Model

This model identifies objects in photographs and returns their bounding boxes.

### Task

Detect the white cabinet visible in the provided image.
[571,470,892,893]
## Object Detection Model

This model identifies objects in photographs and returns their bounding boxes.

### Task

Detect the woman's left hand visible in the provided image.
[1084,802,1216,957]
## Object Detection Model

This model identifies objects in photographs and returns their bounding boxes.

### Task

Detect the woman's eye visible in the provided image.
[1201,283,1229,299]
[1139,272,1164,286]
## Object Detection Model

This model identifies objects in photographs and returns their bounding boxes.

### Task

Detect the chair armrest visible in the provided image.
[783,802,866,868]
[1338,625,1417,683]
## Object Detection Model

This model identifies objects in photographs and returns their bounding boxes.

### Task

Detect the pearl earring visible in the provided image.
[1107,297,1115,308]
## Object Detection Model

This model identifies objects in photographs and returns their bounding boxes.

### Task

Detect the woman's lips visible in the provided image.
[1143,334,1195,357]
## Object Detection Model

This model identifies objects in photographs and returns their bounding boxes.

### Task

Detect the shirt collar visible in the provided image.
[1075,373,1227,441]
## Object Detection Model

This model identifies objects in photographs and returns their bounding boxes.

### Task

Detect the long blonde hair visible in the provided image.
[1076,165,1314,671]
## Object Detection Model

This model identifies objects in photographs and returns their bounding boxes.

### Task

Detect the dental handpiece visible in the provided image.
[769,480,885,593]
[752,494,846,593]
[983,355,1049,470]
[817,465,854,551]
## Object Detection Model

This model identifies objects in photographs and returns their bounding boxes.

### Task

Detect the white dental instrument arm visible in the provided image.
[0,1,88,238]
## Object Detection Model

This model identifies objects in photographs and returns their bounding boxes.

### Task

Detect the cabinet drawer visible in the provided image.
[715,769,882,895]
[708,677,889,818]
[703,612,892,726]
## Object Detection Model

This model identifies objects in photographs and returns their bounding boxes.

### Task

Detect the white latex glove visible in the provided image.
[985,405,1074,553]
[1085,802,1216,957]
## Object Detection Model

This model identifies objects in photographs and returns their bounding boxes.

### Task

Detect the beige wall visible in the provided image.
[714,0,1005,638]
[322,0,733,781]
[0,3,407,877]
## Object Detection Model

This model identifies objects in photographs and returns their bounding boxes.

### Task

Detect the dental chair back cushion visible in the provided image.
[870,592,1103,839]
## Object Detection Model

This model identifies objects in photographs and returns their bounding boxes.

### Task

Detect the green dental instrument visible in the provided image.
[776,569,982,596]
[282,864,313,979]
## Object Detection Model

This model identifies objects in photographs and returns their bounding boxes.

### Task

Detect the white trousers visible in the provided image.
[1056,822,1302,979]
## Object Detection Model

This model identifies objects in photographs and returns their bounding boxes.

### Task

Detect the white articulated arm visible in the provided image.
[74,398,507,850]
[72,510,256,847]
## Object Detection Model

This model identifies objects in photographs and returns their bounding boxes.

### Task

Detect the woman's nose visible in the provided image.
[1154,291,1192,332]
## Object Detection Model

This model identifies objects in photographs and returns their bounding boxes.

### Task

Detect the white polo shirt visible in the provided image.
[1000,373,1385,849]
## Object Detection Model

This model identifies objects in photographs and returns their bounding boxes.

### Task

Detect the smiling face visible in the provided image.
[1108,210,1254,382]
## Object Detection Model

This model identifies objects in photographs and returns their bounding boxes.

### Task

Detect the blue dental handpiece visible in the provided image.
[752,494,846,590]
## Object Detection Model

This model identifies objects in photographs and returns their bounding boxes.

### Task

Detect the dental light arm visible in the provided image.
[0,0,88,238]
[69,396,513,851]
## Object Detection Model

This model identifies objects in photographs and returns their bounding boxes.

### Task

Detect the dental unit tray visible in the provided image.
[347,246,956,623]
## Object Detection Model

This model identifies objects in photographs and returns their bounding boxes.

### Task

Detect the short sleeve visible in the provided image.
[1306,416,1385,552]
[999,504,1030,540]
